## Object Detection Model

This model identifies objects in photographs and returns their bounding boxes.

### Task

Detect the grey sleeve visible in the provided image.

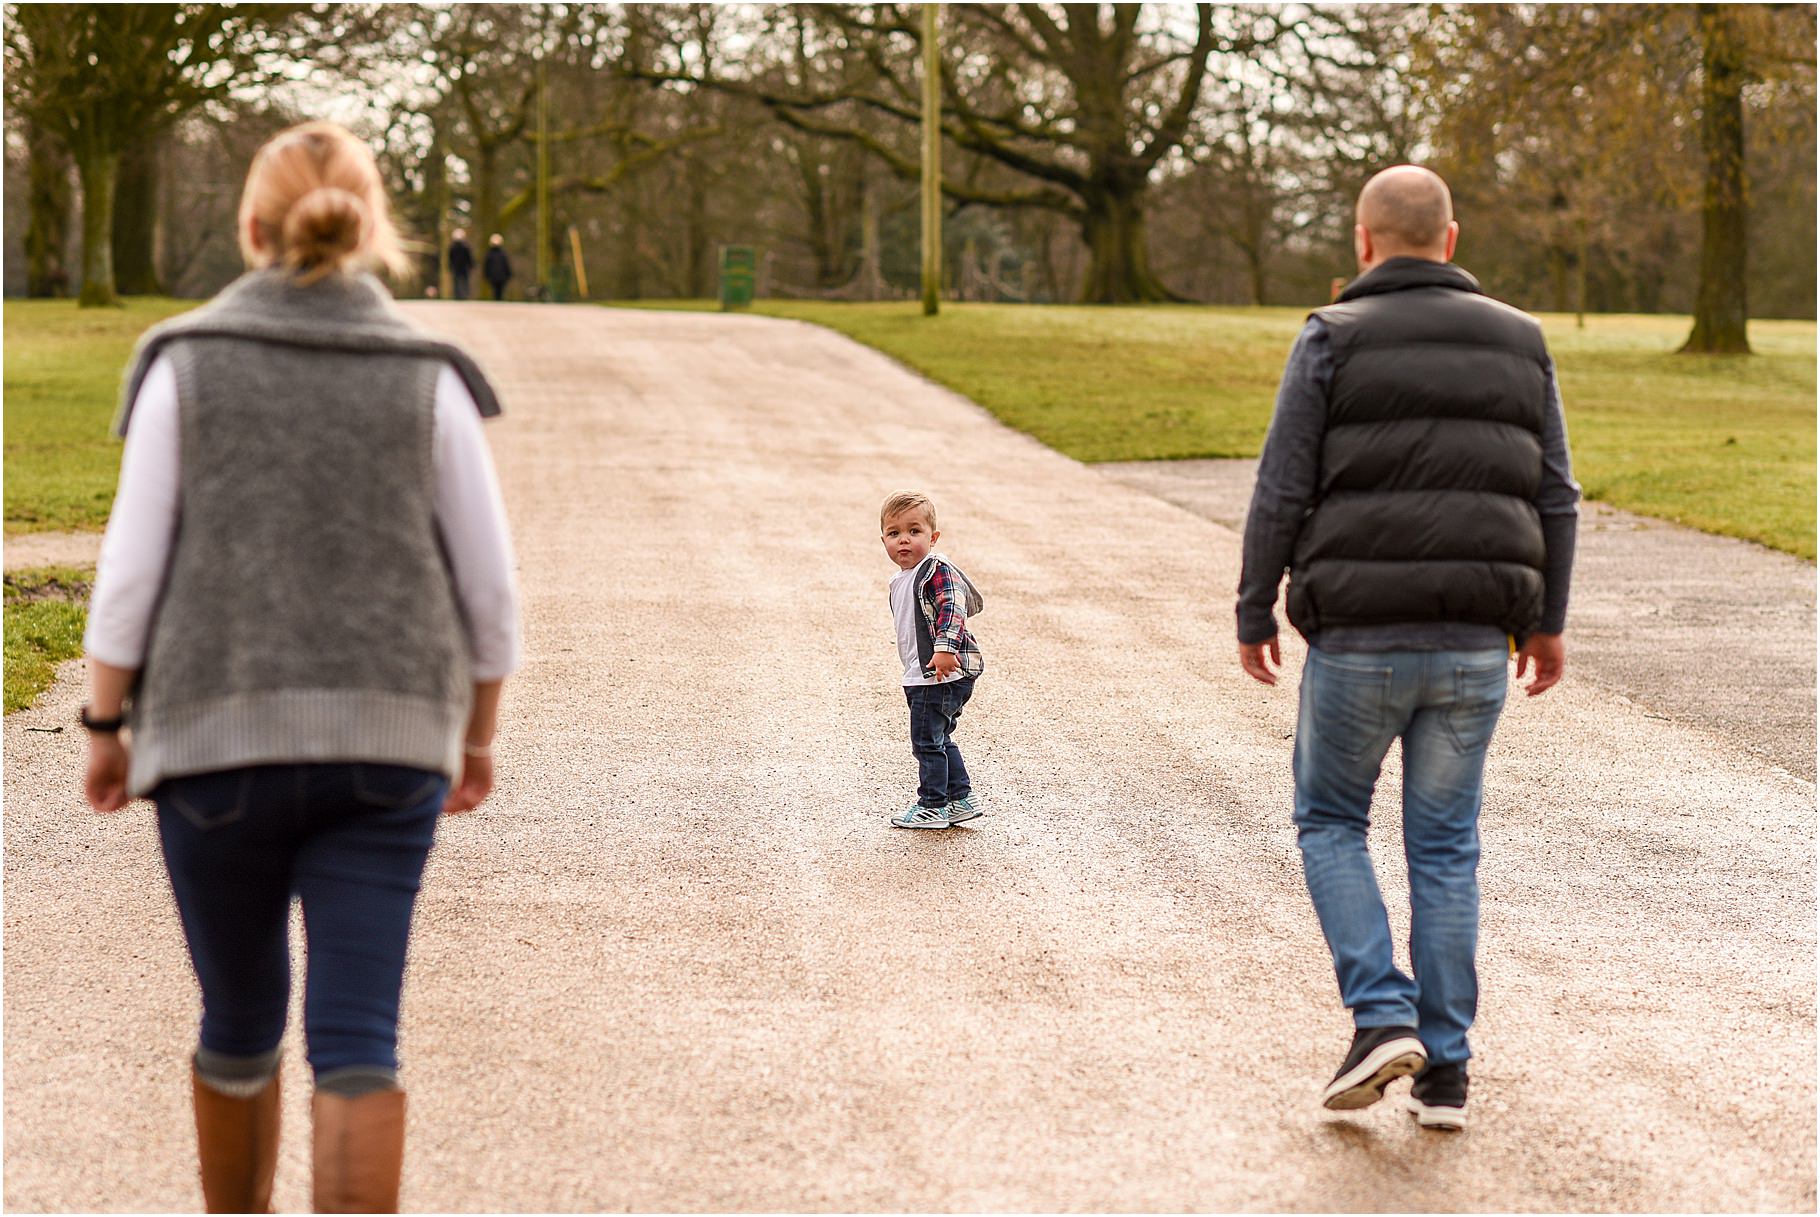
[1236,318,1330,643]
[1535,356,1582,635]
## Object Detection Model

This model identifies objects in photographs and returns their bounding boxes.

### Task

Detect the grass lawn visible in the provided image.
[3,566,91,713]
[613,300,1816,560]
[4,298,197,534]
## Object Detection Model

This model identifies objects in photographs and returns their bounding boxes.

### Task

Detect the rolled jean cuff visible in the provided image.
[316,1064,400,1097]
[194,1046,280,1097]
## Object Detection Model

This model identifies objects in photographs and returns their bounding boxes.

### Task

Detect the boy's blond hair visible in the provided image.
[880,490,937,531]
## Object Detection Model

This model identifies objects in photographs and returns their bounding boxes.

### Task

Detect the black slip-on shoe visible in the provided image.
[1321,1025,1427,1110]
[1407,1061,1469,1131]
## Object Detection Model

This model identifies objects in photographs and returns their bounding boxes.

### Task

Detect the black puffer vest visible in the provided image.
[1285,257,1550,639]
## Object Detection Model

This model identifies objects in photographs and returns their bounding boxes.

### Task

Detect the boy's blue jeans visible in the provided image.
[154,762,446,1082]
[1292,646,1509,1067]
[907,676,975,808]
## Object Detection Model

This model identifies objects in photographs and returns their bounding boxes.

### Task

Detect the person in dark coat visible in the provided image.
[483,234,512,301]
[1236,165,1579,1132]
[447,228,475,300]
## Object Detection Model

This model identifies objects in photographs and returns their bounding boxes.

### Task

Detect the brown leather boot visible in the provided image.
[191,1064,281,1214]
[311,1089,406,1213]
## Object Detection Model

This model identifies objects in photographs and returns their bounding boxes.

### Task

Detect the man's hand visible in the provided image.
[1239,637,1282,686]
[85,734,131,813]
[928,651,960,681]
[1515,633,1565,697]
[443,750,495,815]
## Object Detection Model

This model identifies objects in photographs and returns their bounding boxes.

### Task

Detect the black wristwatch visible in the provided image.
[78,704,126,734]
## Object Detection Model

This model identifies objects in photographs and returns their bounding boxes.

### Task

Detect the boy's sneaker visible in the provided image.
[943,796,981,824]
[1406,1062,1469,1131]
[1321,1025,1426,1111]
[891,802,950,830]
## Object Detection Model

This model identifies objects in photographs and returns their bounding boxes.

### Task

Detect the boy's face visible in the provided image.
[881,509,939,571]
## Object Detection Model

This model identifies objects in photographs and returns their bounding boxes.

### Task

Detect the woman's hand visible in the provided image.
[82,661,138,813]
[445,679,505,815]
[85,734,132,813]
[443,749,494,815]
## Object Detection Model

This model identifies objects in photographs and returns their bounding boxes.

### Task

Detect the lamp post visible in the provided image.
[535,55,551,293]
[920,3,941,317]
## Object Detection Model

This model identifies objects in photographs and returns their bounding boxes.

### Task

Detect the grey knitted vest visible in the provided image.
[117,269,503,795]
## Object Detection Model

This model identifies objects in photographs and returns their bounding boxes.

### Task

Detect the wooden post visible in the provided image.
[568,225,589,299]
[920,3,940,317]
[535,57,551,294]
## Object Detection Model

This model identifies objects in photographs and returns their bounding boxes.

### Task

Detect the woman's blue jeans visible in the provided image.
[154,762,446,1082]
[1292,646,1509,1067]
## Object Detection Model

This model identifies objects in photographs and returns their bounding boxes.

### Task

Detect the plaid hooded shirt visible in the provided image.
[909,554,984,679]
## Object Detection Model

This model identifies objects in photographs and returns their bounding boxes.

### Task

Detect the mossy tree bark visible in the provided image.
[1079,187,1180,304]
[112,136,163,297]
[24,119,72,298]
[75,149,122,308]
[1680,4,1751,355]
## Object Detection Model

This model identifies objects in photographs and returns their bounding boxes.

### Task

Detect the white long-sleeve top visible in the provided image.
[85,355,522,680]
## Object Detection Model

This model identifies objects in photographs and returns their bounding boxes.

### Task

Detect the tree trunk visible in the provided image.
[1078,188,1180,304]
[113,136,163,296]
[1244,243,1267,307]
[614,195,642,299]
[1680,4,1751,354]
[685,161,710,298]
[76,146,122,308]
[475,144,500,242]
[24,120,72,298]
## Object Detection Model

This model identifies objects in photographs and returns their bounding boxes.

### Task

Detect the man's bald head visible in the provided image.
[1355,166,1456,264]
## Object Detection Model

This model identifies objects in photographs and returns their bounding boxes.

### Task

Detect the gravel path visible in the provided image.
[3,531,102,572]
[5,304,1813,1212]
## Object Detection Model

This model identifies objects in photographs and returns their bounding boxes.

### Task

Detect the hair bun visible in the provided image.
[280,186,370,275]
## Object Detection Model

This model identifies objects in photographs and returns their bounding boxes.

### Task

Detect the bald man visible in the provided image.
[1235,166,1580,1130]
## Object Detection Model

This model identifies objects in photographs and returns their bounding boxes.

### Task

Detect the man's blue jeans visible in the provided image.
[155,762,446,1083]
[907,677,975,808]
[1293,646,1509,1067]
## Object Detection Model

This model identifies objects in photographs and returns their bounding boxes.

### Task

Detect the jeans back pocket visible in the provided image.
[159,769,255,831]
[1308,653,1395,763]
[1445,663,1510,755]
[350,764,445,811]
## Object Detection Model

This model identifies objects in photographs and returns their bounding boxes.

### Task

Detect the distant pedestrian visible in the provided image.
[1236,165,1579,1131]
[483,233,512,300]
[879,491,986,830]
[448,227,474,299]
[83,120,520,1211]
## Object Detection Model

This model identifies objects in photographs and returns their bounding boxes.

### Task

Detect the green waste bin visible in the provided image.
[719,245,757,311]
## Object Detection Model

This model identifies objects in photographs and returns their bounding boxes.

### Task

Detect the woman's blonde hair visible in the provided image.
[237,121,410,284]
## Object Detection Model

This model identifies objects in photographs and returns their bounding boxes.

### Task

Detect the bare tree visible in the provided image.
[1412,4,1814,352]
[631,4,1299,303]
[2,4,317,306]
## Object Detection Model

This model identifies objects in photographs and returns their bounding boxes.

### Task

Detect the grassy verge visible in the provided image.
[610,300,1816,559]
[4,298,198,534]
[4,566,91,713]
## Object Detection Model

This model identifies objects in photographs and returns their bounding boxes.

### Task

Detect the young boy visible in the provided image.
[880,491,985,829]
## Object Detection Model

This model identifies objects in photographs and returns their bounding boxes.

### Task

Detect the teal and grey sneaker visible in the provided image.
[943,796,981,824]
[891,802,950,830]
